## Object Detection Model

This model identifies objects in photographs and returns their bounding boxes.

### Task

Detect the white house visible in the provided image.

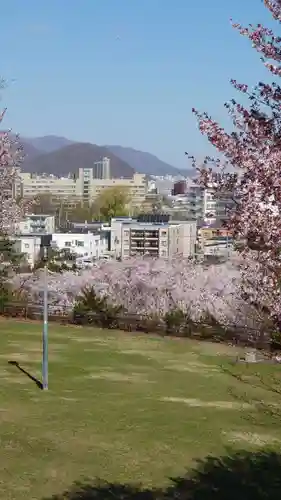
[15,214,55,235]
[13,235,42,268]
[51,232,108,260]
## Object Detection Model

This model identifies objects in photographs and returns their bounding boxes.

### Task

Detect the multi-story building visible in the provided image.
[20,164,147,209]
[15,214,55,235]
[172,180,204,220]
[20,173,77,199]
[198,223,233,256]
[75,170,146,208]
[172,179,234,224]
[110,215,197,259]
[93,157,110,179]
[203,187,235,225]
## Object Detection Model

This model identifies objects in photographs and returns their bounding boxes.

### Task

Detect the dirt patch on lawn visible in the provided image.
[120,348,197,364]
[1,375,32,385]
[0,406,28,423]
[225,431,281,446]
[8,341,21,348]
[161,397,253,410]
[70,337,107,344]
[192,341,241,357]
[167,361,220,375]
[60,397,79,402]
[87,370,151,383]
[0,352,61,363]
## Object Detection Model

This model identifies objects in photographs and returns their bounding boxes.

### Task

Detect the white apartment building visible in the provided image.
[203,187,217,225]
[52,232,108,260]
[15,214,55,235]
[110,216,197,259]
[203,184,235,225]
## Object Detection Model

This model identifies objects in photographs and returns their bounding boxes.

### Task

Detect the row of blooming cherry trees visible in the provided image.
[190,0,281,318]
[15,256,266,333]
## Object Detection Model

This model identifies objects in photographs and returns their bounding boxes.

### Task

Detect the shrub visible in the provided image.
[164,308,193,337]
[73,285,123,329]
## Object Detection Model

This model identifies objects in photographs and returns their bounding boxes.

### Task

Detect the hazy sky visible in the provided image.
[0,0,275,168]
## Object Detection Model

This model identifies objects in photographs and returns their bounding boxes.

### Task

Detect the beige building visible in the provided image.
[19,173,77,199]
[110,217,197,259]
[19,162,147,209]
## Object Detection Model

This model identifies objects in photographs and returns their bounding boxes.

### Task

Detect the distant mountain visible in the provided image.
[22,142,134,178]
[106,145,193,177]
[24,135,76,153]
[21,135,193,177]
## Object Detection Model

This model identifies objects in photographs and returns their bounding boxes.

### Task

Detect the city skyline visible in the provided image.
[1,0,273,169]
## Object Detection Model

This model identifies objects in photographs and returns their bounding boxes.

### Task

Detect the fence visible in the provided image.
[0,301,274,350]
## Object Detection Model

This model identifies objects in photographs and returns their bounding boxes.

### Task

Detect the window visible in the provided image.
[75,240,84,247]
[65,242,71,247]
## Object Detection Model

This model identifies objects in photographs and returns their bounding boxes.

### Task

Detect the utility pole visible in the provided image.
[42,246,48,390]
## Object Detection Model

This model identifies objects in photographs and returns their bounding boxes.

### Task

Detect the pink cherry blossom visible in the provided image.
[191,0,281,317]
[0,92,26,233]
[15,256,266,333]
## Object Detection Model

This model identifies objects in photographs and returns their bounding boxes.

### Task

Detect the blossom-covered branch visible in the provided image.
[0,96,25,234]
[191,0,281,316]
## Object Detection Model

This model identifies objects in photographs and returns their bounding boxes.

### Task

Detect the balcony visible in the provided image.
[144,232,158,239]
[130,242,145,249]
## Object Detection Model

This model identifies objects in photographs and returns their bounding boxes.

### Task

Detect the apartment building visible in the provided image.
[111,215,197,259]
[198,223,233,256]
[172,180,234,224]
[15,214,55,235]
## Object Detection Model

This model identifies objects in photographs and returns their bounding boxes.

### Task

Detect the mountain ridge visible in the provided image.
[22,142,134,178]
[21,135,193,177]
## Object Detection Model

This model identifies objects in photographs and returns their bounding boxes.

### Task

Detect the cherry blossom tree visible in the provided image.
[190,0,281,317]
[0,83,29,307]
[0,95,24,233]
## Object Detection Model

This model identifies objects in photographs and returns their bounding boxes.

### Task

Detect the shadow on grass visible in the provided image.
[45,450,281,499]
[8,360,43,390]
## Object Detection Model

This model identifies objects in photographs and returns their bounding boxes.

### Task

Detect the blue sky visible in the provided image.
[0,0,275,168]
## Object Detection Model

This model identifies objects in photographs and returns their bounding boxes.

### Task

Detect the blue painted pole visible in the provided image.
[42,248,48,390]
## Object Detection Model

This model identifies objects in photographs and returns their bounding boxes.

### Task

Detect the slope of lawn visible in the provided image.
[0,318,280,499]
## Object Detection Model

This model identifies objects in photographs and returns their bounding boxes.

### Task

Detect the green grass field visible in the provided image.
[0,318,281,499]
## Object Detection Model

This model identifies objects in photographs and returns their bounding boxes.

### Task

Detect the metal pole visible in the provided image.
[42,247,48,390]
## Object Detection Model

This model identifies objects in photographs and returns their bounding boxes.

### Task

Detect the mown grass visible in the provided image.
[0,318,280,499]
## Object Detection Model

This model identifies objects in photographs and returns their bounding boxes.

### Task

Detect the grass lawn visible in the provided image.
[0,318,281,499]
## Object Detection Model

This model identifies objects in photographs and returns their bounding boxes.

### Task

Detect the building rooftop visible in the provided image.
[124,223,171,230]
